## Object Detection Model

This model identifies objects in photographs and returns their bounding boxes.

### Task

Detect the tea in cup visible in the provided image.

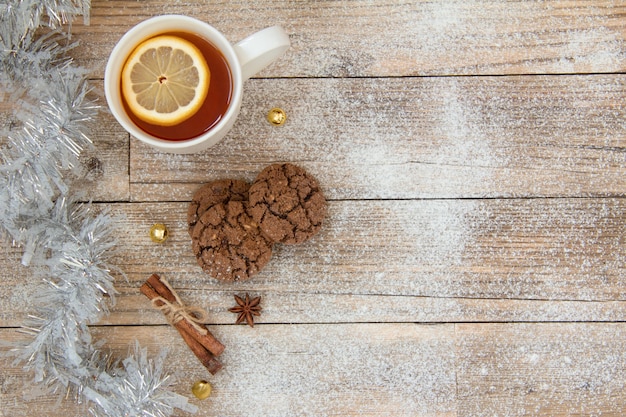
[104,15,290,153]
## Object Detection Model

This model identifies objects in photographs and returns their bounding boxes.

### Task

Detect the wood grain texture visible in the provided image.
[1,197,623,326]
[1,1,625,416]
[130,75,626,201]
[3,323,625,416]
[456,323,626,416]
[92,198,626,302]
[73,0,626,77]
[1,324,457,417]
[77,85,130,201]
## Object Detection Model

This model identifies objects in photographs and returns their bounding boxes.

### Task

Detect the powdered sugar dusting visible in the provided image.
[262,199,481,298]
[132,72,623,201]
[283,76,503,200]
[554,26,625,73]
[205,323,456,416]
[0,240,42,325]
[78,1,626,78]
[457,323,626,416]
[280,1,626,76]
[264,195,624,303]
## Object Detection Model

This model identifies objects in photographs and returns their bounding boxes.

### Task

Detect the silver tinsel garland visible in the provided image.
[0,1,197,415]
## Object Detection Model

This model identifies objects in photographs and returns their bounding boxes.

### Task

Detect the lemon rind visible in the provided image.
[121,35,210,127]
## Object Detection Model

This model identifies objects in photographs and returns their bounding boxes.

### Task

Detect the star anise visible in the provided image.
[228,293,262,327]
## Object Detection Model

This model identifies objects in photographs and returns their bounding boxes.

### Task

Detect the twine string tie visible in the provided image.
[150,277,208,335]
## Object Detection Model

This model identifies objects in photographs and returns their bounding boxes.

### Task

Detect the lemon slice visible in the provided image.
[121,35,210,126]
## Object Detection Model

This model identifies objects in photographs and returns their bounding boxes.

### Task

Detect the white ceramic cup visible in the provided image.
[104,15,290,153]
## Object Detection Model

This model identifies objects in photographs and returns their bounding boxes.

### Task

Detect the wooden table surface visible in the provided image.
[2,1,625,416]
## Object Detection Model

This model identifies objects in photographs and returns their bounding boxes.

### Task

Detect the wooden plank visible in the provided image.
[129,75,626,201]
[96,198,626,301]
[457,323,626,416]
[4,323,626,416]
[75,84,130,201]
[4,280,626,328]
[2,197,623,326]
[0,323,457,416]
[72,0,626,77]
[100,290,626,326]
[3,1,625,416]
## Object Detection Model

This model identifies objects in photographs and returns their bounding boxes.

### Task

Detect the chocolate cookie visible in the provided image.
[187,179,250,235]
[248,163,326,244]
[191,200,273,281]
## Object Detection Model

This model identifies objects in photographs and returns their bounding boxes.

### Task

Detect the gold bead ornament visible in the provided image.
[149,223,169,243]
[267,107,287,126]
[192,380,212,400]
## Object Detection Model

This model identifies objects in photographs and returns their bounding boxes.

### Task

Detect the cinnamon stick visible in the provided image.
[140,280,222,374]
[177,323,223,374]
[146,274,225,356]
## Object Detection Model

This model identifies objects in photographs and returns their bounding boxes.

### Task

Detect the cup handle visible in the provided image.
[233,26,290,81]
